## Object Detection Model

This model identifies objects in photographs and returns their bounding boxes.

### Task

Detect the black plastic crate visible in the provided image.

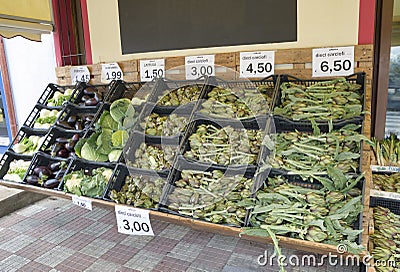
[55,103,99,131]
[23,151,70,189]
[123,131,179,175]
[105,80,152,104]
[68,81,117,107]
[178,118,265,171]
[59,157,116,198]
[370,196,400,215]
[0,151,32,182]
[38,126,84,158]
[272,73,366,133]
[8,126,48,158]
[103,163,169,209]
[23,104,62,131]
[147,77,208,113]
[36,83,76,109]
[159,157,256,227]
[194,75,279,123]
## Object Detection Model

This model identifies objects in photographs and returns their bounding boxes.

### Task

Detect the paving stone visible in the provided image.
[207,235,239,251]
[0,248,12,261]
[0,234,36,253]
[158,224,190,240]
[0,254,30,272]
[80,221,113,237]
[82,207,112,221]
[226,252,267,272]
[190,246,232,272]
[34,245,75,268]
[84,258,122,272]
[41,228,76,245]
[55,252,96,272]
[120,234,154,249]
[63,217,95,232]
[101,244,139,265]
[11,217,44,233]
[123,250,163,271]
[0,213,27,228]
[152,256,191,272]
[19,260,53,272]
[16,204,46,217]
[23,222,60,239]
[60,232,97,251]
[0,228,19,244]
[143,236,178,255]
[167,241,203,262]
[98,227,127,244]
[182,230,214,246]
[79,239,117,258]
[16,239,56,260]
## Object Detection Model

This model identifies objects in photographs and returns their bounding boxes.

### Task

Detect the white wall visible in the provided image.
[3,33,57,127]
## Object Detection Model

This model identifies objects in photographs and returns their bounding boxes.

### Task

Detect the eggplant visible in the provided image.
[67,115,77,125]
[55,138,69,144]
[26,175,39,185]
[54,169,66,179]
[65,142,75,152]
[33,166,51,177]
[43,179,59,189]
[56,120,73,129]
[49,161,62,172]
[85,98,98,106]
[75,122,83,130]
[83,87,96,95]
[57,149,69,158]
[71,134,80,142]
[81,95,91,102]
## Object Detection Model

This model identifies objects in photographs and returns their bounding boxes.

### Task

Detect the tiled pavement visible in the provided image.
[0,197,360,272]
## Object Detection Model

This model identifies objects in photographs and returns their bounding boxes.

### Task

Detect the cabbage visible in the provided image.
[111,130,128,148]
[110,98,131,124]
[108,149,122,162]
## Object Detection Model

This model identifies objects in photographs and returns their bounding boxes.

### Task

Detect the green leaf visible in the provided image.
[110,98,132,124]
[311,119,320,136]
[74,138,86,157]
[336,152,360,161]
[327,167,347,190]
[81,141,108,162]
[108,149,122,162]
[111,130,128,148]
[98,111,118,131]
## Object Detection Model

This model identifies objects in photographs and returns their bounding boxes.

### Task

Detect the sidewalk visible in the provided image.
[0,197,359,272]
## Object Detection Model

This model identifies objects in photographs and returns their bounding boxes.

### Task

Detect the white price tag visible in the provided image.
[370,189,400,201]
[185,55,215,80]
[312,46,354,77]
[71,195,92,210]
[70,66,90,84]
[371,165,400,173]
[101,63,123,83]
[115,205,154,236]
[239,51,274,78]
[140,59,165,82]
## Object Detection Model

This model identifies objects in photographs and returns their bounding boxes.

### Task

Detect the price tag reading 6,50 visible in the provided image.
[115,205,154,236]
[312,46,354,77]
[185,55,215,80]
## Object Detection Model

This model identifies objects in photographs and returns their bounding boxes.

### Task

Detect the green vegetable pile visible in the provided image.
[184,124,263,165]
[199,87,269,119]
[64,167,113,197]
[371,207,400,271]
[139,113,189,136]
[128,143,176,170]
[265,123,371,178]
[167,170,252,226]
[75,98,136,162]
[12,135,45,155]
[372,133,400,167]
[157,85,201,106]
[373,173,400,193]
[47,89,73,107]
[242,171,364,254]
[110,175,165,209]
[3,159,31,182]
[274,78,363,120]
[34,109,60,129]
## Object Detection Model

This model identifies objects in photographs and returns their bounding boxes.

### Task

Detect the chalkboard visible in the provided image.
[118,0,297,54]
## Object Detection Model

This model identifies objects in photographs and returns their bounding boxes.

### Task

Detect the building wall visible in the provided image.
[3,34,57,127]
[86,0,360,63]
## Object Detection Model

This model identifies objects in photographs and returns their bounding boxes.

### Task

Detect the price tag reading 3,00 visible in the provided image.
[115,205,154,236]
[185,55,215,80]
[140,59,165,82]
[101,63,123,83]
[312,46,354,77]
[240,51,274,78]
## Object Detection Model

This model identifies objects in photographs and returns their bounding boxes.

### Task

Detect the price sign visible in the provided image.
[71,195,92,210]
[115,205,154,236]
[140,59,165,82]
[371,165,400,173]
[239,51,274,78]
[312,46,354,77]
[101,63,123,83]
[185,55,215,80]
[70,66,90,84]
[370,189,400,201]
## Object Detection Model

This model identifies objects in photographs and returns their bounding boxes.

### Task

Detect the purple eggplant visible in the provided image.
[33,166,51,177]
[43,179,60,189]
[26,175,39,185]
[57,149,69,158]
[71,134,80,142]
[85,98,98,106]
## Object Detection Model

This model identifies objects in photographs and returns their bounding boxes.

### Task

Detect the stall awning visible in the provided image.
[0,0,54,42]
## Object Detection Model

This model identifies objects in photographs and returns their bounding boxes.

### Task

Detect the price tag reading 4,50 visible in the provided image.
[101,63,123,83]
[70,66,90,84]
[115,205,154,236]
[240,51,274,78]
[185,55,215,80]
[140,59,165,82]
[71,195,92,210]
[312,46,354,77]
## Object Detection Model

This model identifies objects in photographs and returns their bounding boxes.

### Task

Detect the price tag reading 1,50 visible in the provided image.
[70,66,90,84]
[140,59,165,82]
[239,51,274,78]
[115,205,154,236]
[71,195,92,210]
[185,55,215,80]
[312,46,354,77]
[101,63,123,83]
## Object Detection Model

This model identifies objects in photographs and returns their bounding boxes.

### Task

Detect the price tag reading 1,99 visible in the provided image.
[312,46,354,77]
[115,205,154,236]
[70,66,90,84]
[239,51,275,78]
[140,59,165,82]
[185,55,215,80]
[101,63,123,83]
